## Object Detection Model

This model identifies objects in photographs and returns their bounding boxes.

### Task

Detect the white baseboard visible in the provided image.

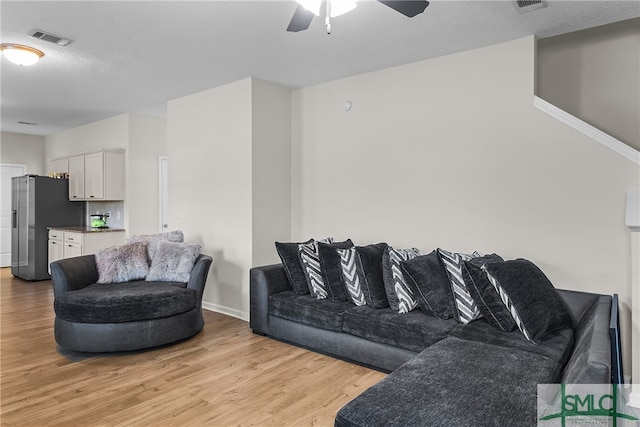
[202,301,249,322]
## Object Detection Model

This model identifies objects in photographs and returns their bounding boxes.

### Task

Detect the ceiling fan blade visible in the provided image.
[378,0,429,18]
[287,4,315,32]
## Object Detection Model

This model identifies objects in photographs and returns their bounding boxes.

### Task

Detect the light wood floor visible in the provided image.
[0,268,386,426]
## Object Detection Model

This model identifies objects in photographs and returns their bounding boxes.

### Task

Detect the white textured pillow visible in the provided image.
[129,230,184,259]
[146,241,201,282]
[95,241,150,284]
[129,230,184,243]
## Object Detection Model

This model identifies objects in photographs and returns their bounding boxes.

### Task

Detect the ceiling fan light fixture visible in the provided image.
[0,44,44,66]
[297,0,322,16]
[329,0,357,17]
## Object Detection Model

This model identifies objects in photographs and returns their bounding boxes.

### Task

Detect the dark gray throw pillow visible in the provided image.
[400,250,457,320]
[318,239,354,302]
[275,239,313,295]
[354,243,389,309]
[482,259,575,344]
[462,255,515,332]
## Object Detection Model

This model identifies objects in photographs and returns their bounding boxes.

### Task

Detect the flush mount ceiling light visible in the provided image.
[0,44,44,66]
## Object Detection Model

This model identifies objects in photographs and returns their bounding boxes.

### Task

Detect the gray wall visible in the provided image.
[537,18,640,151]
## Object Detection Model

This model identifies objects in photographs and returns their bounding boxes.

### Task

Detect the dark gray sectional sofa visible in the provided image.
[250,263,616,426]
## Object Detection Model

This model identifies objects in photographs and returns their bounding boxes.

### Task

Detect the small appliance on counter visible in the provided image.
[90,213,109,229]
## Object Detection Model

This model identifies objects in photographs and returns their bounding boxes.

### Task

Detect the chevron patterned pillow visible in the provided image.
[382,246,420,314]
[337,247,366,306]
[437,248,483,324]
[299,238,334,299]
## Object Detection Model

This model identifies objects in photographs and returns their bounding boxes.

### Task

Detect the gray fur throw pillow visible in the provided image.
[129,230,185,259]
[146,241,201,283]
[95,241,150,284]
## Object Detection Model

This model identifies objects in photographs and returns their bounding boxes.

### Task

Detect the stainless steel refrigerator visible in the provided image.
[11,175,85,281]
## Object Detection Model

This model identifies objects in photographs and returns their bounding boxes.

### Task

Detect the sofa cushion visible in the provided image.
[318,240,354,302]
[400,250,457,320]
[342,306,457,353]
[355,243,390,309]
[54,281,195,323]
[95,241,150,284]
[462,258,515,332]
[382,246,420,314]
[275,239,313,295]
[335,337,563,427]
[268,291,353,332]
[482,259,574,344]
[448,319,574,365]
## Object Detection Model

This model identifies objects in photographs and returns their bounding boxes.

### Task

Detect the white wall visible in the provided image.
[251,79,292,267]
[128,114,167,235]
[45,113,166,236]
[46,114,128,157]
[167,78,254,319]
[0,132,46,174]
[167,78,291,319]
[291,36,639,370]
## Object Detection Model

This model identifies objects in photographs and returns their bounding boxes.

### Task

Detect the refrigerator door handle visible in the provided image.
[12,210,17,228]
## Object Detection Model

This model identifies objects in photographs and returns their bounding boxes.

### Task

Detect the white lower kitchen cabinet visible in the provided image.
[48,228,126,272]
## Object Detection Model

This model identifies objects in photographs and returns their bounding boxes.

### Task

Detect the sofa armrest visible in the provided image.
[50,255,99,299]
[250,264,291,335]
[562,295,612,384]
[187,254,213,301]
[610,294,623,384]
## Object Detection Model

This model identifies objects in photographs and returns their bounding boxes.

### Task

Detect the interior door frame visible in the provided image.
[1,163,27,267]
[158,156,168,233]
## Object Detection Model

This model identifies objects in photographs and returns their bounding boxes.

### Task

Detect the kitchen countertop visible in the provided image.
[48,226,126,233]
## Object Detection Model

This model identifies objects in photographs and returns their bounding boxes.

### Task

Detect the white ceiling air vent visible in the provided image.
[513,0,545,14]
[28,29,73,46]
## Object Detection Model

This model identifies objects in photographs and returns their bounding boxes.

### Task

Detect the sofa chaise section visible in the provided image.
[334,336,564,427]
[335,291,613,427]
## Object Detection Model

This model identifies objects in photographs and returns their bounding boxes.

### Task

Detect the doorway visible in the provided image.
[1,164,26,267]
[158,156,168,233]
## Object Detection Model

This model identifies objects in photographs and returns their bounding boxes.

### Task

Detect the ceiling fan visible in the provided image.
[287,0,430,34]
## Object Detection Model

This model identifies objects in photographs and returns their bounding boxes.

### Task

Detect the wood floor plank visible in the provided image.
[0,268,385,426]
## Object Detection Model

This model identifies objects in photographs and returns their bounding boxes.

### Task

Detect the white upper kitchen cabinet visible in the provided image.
[68,155,85,200]
[67,150,125,201]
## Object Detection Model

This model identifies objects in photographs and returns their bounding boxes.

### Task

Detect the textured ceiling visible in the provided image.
[1,0,639,136]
